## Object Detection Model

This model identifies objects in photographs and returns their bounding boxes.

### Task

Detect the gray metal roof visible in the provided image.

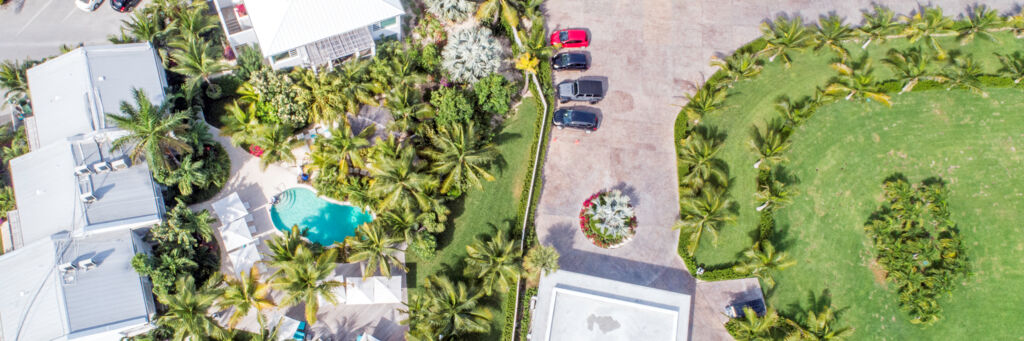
[25,43,167,148]
[0,230,154,341]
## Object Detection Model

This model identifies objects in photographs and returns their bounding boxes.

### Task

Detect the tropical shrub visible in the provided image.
[424,0,475,23]
[430,87,475,127]
[864,176,969,325]
[131,201,219,296]
[234,44,264,79]
[473,73,514,116]
[442,26,503,84]
[579,190,637,248]
[245,69,308,127]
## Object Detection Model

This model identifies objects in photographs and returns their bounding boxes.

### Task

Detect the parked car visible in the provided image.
[75,0,103,12]
[552,52,589,71]
[724,299,766,319]
[557,79,603,103]
[110,0,137,12]
[550,29,589,48]
[553,108,599,132]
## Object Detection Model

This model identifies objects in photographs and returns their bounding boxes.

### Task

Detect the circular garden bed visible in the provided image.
[579,190,637,248]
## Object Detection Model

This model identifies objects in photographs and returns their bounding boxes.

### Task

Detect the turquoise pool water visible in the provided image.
[270,187,373,246]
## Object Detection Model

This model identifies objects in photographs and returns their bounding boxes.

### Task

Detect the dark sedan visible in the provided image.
[553,108,599,132]
[111,0,138,12]
[552,52,588,71]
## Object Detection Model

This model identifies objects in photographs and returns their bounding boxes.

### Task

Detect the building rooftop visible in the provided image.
[530,270,693,341]
[243,0,403,55]
[25,43,166,148]
[9,131,163,246]
[0,230,155,341]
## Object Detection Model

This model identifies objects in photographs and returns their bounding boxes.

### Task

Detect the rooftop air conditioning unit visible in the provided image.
[111,158,129,170]
[81,192,97,203]
[58,262,76,272]
[74,165,91,176]
[91,161,111,173]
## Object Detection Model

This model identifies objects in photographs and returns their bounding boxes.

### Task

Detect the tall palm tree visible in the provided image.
[710,52,762,86]
[754,177,795,212]
[943,55,987,96]
[476,0,521,45]
[157,276,226,341]
[731,306,782,341]
[957,4,1002,45]
[0,59,35,104]
[170,1,219,39]
[166,154,208,196]
[311,124,373,178]
[882,48,946,94]
[675,189,736,255]
[371,52,428,97]
[785,305,854,340]
[733,240,797,289]
[253,124,301,169]
[422,276,493,338]
[169,36,232,92]
[272,246,341,325]
[812,14,854,60]
[997,52,1024,84]
[385,87,434,142]
[109,89,192,169]
[293,68,345,125]
[334,60,377,117]
[749,120,792,170]
[218,267,275,328]
[681,84,727,123]
[774,96,816,126]
[220,100,262,146]
[346,222,406,279]
[678,133,727,190]
[900,6,954,60]
[264,225,309,269]
[857,5,899,49]
[824,59,891,106]
[523,244,559,285]
[757,15,813,67]
[118,11,169,46]
[421,123,498,194]
[464,230,521,295]
[367,147,438,212]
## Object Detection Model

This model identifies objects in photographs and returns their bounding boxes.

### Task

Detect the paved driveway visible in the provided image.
[537,0,1012,339]
[0,0,135,61]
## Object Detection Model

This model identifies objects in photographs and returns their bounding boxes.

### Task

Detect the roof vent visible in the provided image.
[58,262,77,272]
[97,76,106,81]
[111,158,129,170]
[78,258,97,271]
[74,165,91,176]
[81,192,97,203]
[91,161,110,173]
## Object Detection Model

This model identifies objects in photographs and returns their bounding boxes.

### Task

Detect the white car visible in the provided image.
[75,0,102,12]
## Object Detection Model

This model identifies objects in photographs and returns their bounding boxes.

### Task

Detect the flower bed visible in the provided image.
[579,190,637,248]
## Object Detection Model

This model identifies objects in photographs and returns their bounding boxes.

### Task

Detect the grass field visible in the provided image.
[407,97,540,339]
[693,34,1024,338]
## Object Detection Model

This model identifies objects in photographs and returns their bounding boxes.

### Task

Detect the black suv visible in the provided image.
[557,79,603,104]
[553,108,599,132]
[551,52,588,71]
[724,299,766,319]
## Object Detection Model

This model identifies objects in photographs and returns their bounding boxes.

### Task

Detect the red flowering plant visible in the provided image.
[579,189,637,248]
[249,145,264,157]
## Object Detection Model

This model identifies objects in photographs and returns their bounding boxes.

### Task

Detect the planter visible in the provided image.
[579,190,637,248]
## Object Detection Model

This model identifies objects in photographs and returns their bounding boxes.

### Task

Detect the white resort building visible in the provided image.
[214,0,406,70]
[0,43,168,340]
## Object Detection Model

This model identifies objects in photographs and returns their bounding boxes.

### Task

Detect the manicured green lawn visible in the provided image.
[693,34,1024,339]
[407,97,540,339]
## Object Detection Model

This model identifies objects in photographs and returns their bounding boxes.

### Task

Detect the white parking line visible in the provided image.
[16,0,59,35]
[63,6,79,22]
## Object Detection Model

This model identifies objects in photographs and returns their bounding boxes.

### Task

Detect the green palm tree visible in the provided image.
[169,36,232,92]
[108,89,192,169]
[170,1,219,39]
[118,11,169,46]
[710,52,762,86]
[271,246,341,325]
[757,15,813,67]
[749,120,792,170]
[785,305,854,340]
[368,147,439,212]
[166,154,208,196]
[218,267,275,328]
[900,6,954,60]
[157,276,226,341]
[857,5,899,49]
[422,276,493,338]
[523,244,559,285]
[824,59,891,106]
[421,123,498,194]
[0,59,35,103]
[731,306,782,341]
[311,124,373,178]
[774,96,817,126]
[464,229,521,295]
[476,0,521,45]
[371,52,429,97]
[681,84,727,123]
[346,222,406,279]
[943,55,987,96]
[264,225,309,269]
[882,48,946,94]
[385,87,434,142]
[253,124,301,169]
[754,177,795,212]
[334,60,377,116]
[678,133,727,190]
[813,14,853,59]
[957,4,1002,45]
[733,240,797,289]
[293,68,345,125]
[220,100,262,146]
[997,52,1024,84]
[675,189,736,255]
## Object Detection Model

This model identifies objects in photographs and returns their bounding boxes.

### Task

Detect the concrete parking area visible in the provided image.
[536,0,1012,339]
[0,0,135,61]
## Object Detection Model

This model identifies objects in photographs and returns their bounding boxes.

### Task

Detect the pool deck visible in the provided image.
[193,124,409,340]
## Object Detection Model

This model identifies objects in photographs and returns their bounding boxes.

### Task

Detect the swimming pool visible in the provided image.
[270,187,373,246]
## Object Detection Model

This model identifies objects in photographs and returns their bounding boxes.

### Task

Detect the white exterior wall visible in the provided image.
[371,15,402,40]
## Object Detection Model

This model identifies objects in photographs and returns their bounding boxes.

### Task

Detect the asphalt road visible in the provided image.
[0,0,136,61]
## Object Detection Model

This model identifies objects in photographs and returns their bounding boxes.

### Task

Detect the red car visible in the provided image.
[550,29,589,48]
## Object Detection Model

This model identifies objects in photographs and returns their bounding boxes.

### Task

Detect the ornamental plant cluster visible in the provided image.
[865,177,969,325]
[580,190,637,248]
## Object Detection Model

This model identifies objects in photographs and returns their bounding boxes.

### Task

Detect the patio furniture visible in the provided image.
[293,321,307,340]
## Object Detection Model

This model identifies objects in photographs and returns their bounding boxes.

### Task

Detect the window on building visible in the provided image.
[373,16,398,31]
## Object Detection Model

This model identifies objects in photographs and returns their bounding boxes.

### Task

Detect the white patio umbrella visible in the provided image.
[212,192,247,223]
[220,218,254,252]
[228,243,261,275]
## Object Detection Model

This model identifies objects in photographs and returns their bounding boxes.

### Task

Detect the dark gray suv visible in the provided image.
[557,79,603,104]
[553,108,599,132]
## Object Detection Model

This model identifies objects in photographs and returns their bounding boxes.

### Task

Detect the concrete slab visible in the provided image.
[0,0,140,61]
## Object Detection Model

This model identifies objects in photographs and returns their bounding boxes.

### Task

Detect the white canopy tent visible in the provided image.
[220,218,254,252]
[212,192,248,223]
[228,243,262,276]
